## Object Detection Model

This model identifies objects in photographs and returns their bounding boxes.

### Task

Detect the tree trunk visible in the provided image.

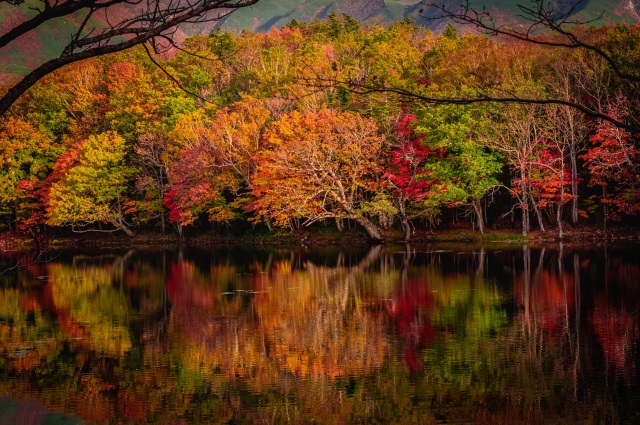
[398,202,411,241]
[528,180,545,232]
[350,214,384,242]
[602,186,608,231]
[160,211,166,235]
[336,217,344,232]
[473,198,484,234]
[570,145,579,224]
[109,218,134,237]
[519,169,529,237]
[401,216,411,242]
[557,175,564,240]
[521,202,528,237]
[520,193,530,237]
[533,201,545,232]
[177,223,184,244]
[557,203,564,239]
[158,168,166,234]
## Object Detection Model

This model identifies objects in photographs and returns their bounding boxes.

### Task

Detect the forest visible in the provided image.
[1,14,639,242]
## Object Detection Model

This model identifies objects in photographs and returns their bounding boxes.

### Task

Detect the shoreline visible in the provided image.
[2,225,640,252]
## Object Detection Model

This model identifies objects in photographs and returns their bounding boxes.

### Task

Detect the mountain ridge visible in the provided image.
[218,0,640,32]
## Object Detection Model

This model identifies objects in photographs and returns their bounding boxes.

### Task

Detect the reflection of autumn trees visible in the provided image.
[0,287,62,372]
[386,273,435,372]
[505,247,587,420]
[47,261,134,356]
[0,246,639,423]
[513,246,639,384]
[590,256,640,383]
[166,259,273,385]
[166,246,390,387]
[255,246,389,379]
[515,247,576,336]
[498,246,639,422]
[0,250,213,424]
[0,255,133,422]
[410,253,511,406]
[591,297,639,382]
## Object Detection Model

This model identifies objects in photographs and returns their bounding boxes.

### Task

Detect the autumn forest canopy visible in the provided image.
[1,14,640,241]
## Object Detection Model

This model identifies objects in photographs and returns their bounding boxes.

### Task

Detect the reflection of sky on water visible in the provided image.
[0,244,639,423]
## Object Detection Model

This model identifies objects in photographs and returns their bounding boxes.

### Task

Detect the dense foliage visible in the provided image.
[1,16,639,240]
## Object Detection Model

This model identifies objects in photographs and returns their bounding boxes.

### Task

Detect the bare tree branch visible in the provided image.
[305,76,640,133]
[422,0,640,83]
[0,0,260,116]
[143,42,215,105]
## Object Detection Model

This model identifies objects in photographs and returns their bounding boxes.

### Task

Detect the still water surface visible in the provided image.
[0,244,638,424]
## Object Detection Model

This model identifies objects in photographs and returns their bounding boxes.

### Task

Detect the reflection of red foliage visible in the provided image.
[36,268,92,348]
[165,261,183,301]
[117,390,147,420]
[514,269,575,336]
[20,292,42,312]
[56,310,89,342]
[125,269,140,287]
[387,277,435,372]
[608,260,640,289]
[166,261,221,342]
[73,392,115,423]
[590,298,639,373]
[166,262,216,308]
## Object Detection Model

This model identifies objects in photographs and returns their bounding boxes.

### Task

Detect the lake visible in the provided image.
[1,243,639,424]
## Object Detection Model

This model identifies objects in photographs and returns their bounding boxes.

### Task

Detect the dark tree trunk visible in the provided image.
[401,217,412,242]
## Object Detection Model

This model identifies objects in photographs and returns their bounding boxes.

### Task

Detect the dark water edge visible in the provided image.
[1,243,639,424]
[2,224,640,252]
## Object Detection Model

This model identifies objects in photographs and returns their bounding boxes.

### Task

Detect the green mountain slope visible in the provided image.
[217,0,412,31]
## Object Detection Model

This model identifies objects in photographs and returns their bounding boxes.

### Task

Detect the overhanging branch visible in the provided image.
[307,77,640,133]
[0,0,260,116]
[421,0,640,83]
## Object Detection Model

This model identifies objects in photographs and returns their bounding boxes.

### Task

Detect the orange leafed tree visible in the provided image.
[251,109,385,240]
[165,97,270,226]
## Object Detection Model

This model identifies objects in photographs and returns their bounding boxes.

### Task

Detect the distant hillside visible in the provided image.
[1,0,639,78]
[218,0,640,31]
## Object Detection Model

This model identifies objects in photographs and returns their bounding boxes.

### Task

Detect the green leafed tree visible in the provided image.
[47,131,137,235]
[0,118,61,226]
[416,100,502,234]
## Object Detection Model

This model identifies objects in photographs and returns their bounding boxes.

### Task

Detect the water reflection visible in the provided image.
[1,244,639,423]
